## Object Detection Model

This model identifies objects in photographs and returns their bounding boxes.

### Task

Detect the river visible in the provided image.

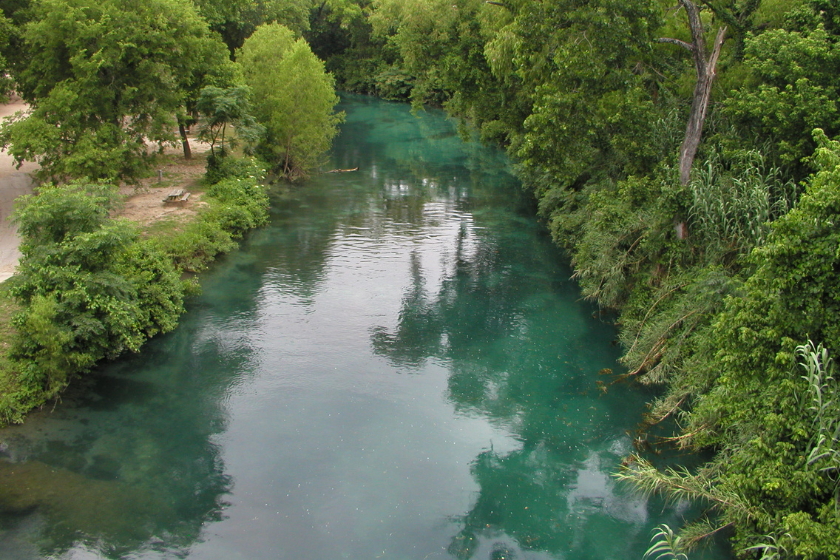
[0,95,721,560]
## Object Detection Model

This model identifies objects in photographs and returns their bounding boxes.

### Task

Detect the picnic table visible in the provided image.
[163,189,190,203]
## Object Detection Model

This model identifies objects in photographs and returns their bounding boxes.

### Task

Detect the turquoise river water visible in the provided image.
[0,96,724,560]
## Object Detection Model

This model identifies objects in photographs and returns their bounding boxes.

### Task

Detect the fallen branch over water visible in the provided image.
[326,167,358,173]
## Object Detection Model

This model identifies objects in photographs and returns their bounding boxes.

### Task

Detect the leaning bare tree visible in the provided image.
[659,0,727,187]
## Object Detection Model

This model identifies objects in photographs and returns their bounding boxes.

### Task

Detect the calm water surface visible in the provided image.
[0,96,720,560]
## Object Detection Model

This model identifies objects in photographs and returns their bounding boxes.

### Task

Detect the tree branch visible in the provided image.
[656,37,694,52]
[708,25,727,74]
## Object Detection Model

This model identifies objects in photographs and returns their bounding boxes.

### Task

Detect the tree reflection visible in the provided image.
[230,93,521,316]
[444,444,655,559]
[368,189,666,558]
[0,314,246,558]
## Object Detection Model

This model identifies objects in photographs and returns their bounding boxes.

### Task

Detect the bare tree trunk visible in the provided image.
[658,1,727,240]
[284,137,293,177]
[659,0,727,186]
[178,122,192,160]
[678,26,726,186]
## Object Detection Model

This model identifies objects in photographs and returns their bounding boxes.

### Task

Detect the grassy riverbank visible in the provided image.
[0,154,270,425]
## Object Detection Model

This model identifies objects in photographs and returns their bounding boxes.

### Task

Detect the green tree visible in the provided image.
[306,0,378,94]
[503,0,663,230]
[368,0,522,135]
[196,85,264,159]
[0,11,15,99]
[726,23,840,173]
[237,23,343,179]
[657,0,728,187]
[0,0,33,92]
[620,131,840,556]
[0,0,230,181]
[193,0,312,54]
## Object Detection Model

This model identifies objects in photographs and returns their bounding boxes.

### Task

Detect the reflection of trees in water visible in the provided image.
[447,445,649,560]
[369,210,525,368]
[368,202,659,558]
[0,317,244,558]
[372,250,441,367]
[241,93,519,317]
[369,203,580,375]
[448,445,574,559]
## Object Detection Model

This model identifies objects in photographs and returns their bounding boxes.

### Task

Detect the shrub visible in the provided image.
[0,156,271,424]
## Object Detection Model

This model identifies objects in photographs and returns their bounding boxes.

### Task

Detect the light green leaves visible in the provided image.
[644,525,688,560]
[238,23,343,179]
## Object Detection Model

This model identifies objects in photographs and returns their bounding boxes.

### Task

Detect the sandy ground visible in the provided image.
[0,98,37,283]
[116,147,210,228]
[0,98,211,283]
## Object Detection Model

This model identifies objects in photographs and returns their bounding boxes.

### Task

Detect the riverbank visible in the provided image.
[0,148,270,425]
[0,98,214,283]
[0,126,213,414]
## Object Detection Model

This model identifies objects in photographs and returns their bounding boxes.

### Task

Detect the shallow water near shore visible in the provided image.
[0,95,726,560]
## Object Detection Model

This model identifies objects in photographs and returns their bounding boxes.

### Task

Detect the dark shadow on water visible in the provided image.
[0,301,251,558]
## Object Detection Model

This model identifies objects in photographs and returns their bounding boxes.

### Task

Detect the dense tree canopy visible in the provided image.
[726,23,840,170]
[0,0,231,181]
[194,0,312,54]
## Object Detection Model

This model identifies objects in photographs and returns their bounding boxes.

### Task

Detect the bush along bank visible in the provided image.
[609,133,840,558]
[0,156,270,425]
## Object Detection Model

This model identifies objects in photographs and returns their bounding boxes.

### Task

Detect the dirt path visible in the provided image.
[0,98,211,283]
[0,97,37,283]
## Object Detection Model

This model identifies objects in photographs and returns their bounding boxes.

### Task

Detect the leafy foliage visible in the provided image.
[726,22,840,172]
[0,11,15,100]
[237,23,344,179]
[797,341,840,492]
[644,525,689,560]
[0,155,270,423]
[194,0,312,54]
[643,131,840,557]
[196,85,264,157]
[150,156,269,272]
[0,0,230,181]
[6,182,185,410]
[307,0,381,95]
[687,149,797,256]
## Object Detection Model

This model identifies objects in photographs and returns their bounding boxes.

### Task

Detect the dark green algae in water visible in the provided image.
[0,95,728,560]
